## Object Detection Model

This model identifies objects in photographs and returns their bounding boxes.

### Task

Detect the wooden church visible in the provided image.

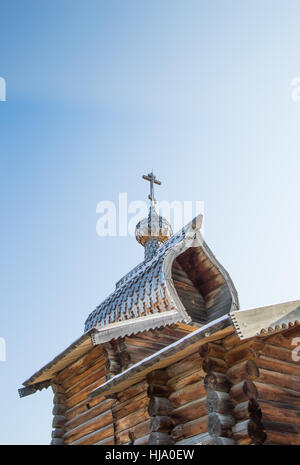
[19,172,300,445]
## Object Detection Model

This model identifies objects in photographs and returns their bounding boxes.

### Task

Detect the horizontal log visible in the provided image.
[264,430,300,445]
[207,413,234,437]
[169,380,206,407]
[227,360,260,384]
[66,394,106,421]
[222,333,240,350]
[232,419,266,445]
[256,356,300,377]
[51,383,65,394]
[115,407,150,433]
[147,384,169,398]
[147,370,168,385]
[116,419,150,444]
[124,345,158,362]
[66,375,107,408]
[65,398,115,431]
[210,436,236,445]
[64,410,113,443]
[62,357,106,392]
[225,340,265,366]
[171,397,206,425]
[52,404,67,416]
[172,416,207,442]
[148,432,174,445]
[255,381,300,406]
[166,352,201,379]
[133,434,149,445]
[112,393,148,421]
[53,393,66,405]
[206,391,234,415]
[259,399,300,425]
[71,424,114,445]
[117,380,148,402]
[233,399,262,422]
[175,431,211,445]
[230,380,258,404]
[94,435,115,445]
[202,357,227,374]
[265,333,294,350]
[65,365,106,398]
[204,372,231,393]
[52,415,67,428]
[52,428,65,438]
[51,438,65,445]
[262,344,300,366]
[56,345,103,384]
[263,420,300,434]
[199,342,225,358]
[148,397,173,416]
[149,416,173,433]
[168,369,204,393]
[125,336,167,351]
[257,368,300,391]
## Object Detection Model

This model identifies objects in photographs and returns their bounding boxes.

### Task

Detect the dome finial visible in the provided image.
[135,171,172,261]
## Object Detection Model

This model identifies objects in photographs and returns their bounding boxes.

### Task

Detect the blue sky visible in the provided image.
[1,0,300,444]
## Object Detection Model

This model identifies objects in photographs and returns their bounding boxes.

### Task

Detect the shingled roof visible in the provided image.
[84,215,239,336]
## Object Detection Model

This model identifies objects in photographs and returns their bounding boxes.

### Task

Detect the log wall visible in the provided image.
[166,350,209,444]
[54,345,115,445]
[222,327,300,445]
[50,325,300,446]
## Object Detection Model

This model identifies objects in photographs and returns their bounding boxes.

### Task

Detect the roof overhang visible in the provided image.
[231,299,300,339]
[19,311,185,396]
[88,314,233,400]
[19,299,300,399]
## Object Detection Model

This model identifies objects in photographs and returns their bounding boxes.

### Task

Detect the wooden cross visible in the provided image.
[142,171,161,204]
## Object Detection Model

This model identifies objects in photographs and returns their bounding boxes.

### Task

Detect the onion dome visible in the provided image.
[135,172,172,261]
[135,205,172,261]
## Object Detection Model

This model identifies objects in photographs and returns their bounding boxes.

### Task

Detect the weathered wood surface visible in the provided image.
[65,398,114,431]
[232,419,266,445]
[64,410,113,444]
[169,381,206,407]
[172,398,206,425]
[149,416,173,433]
[172,416,207,442]
[51,382,67,445]
[147,368,174,445]
[204,372,231,393]
[56,345,103,385]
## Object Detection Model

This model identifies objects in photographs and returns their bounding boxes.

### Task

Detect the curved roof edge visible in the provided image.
[84,214,239,333]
